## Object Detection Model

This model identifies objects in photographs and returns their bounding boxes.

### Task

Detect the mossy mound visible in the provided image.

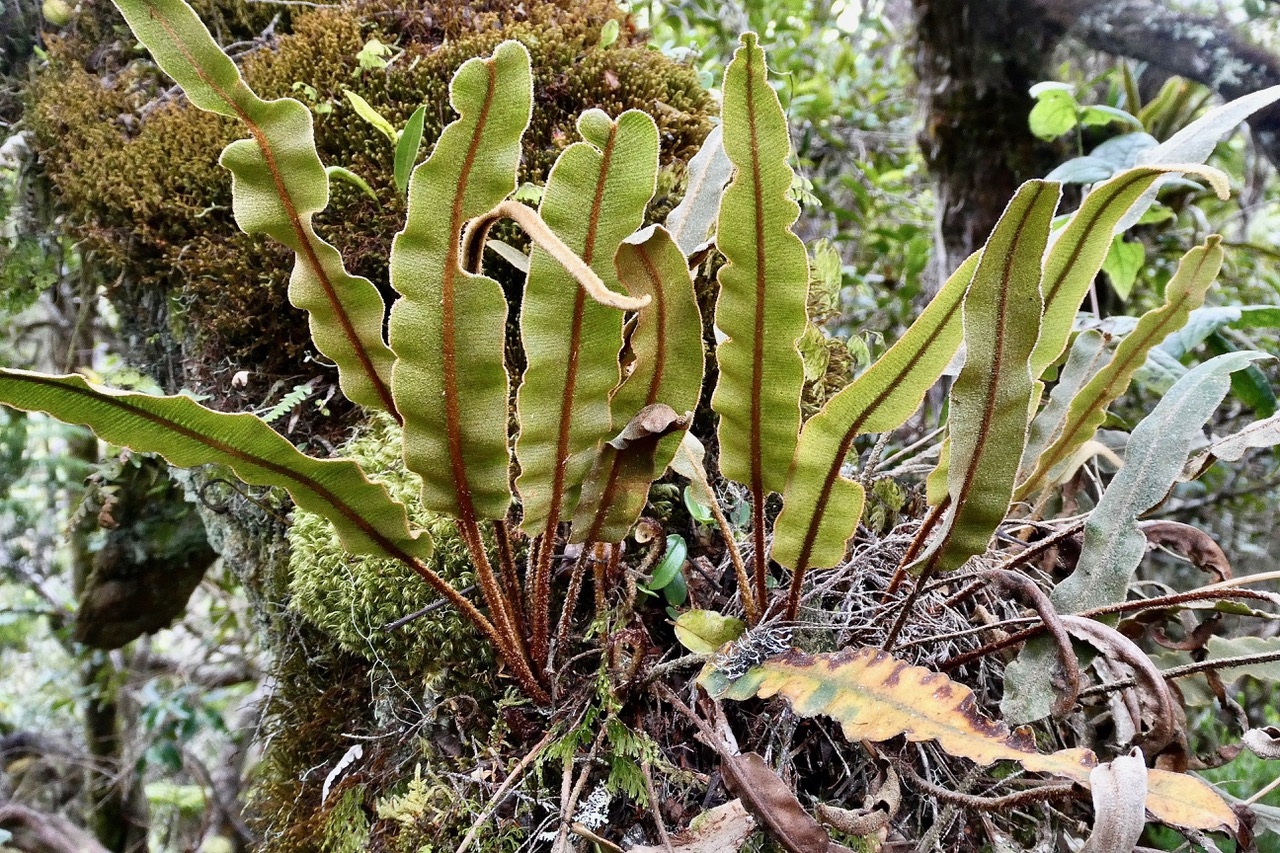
[26,0,713,416]
[288,414,497,684]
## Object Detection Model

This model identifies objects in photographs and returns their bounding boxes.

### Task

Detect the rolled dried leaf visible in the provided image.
[569,404,691,545]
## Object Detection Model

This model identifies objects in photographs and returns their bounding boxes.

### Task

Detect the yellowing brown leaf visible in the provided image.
[701,647,1236,833]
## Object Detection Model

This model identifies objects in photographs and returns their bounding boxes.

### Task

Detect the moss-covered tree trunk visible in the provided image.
[23,2,714,847]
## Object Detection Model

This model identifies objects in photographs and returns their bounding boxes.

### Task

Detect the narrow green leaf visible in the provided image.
[109,0,399,415]
[610,225,705,471]
[388,40,533,520]
[324,165,378,203]
[712,33,810,498]
[568,404,691,545]
[913,180,1061,576]
[1018,237,1224,499]
[1032,164,1228,378]
[515,109,659,535]
[0,370,429,560]
[393,105,426,196]
[1020,330,1109,474]
[665,124,733,256]
[342,89,397,143]
[771,251,980,572]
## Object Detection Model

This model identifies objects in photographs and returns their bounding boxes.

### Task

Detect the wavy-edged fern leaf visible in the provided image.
[388,40,533,523]
[1019,236,1225,498]
[110,0,398,414]
[772,251,980,586]
[713,33,810,607]
[0,370,428,560]
[912,180,1060,577]
[515,108,659,537]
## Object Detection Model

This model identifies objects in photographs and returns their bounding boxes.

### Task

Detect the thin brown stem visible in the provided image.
[885,497,949,598]
[553,544,598,666]
[752,495,769,616]
[456,517,544,702]
[530,526,557,672]
[984,570,1079,717]
[939,587,1277,673]
[493,520,527,641]
[881,563,935,653]
[711,500,757,623]
[897,762,1079,810]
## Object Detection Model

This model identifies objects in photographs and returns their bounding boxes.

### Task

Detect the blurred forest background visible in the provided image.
[2,0,1280,851]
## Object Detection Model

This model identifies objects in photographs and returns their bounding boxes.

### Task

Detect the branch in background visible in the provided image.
[1040,0,1280,168]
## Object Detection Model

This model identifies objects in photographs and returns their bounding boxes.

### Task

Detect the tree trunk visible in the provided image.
[911,0,1063,274]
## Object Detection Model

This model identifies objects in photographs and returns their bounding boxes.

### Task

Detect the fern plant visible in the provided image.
[7,0,1280,842]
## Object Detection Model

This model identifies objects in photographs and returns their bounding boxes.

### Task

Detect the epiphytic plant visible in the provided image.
[8,0,1280,843]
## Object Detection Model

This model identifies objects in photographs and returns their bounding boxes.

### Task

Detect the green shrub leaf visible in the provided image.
[109,0,399,415]
[0,370,429,560]
[515,109,659,535]
[1007,351,1269,723]
[772,251,980,573]
[674,610,746,654]
[712,33,810,498]
[913,180,1060,576]
[388,40,533,521]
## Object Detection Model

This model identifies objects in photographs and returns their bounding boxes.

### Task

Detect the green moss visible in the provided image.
[288,414,495,682]
[322,786,371,853]
[26,0,713,408]
[247,633,374,852]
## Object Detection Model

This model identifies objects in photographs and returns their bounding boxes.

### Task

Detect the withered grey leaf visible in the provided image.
[627,799,756,853]
[1083,748,1149,853]
[1242,727,1280,760]
[1138,520,1231,582]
